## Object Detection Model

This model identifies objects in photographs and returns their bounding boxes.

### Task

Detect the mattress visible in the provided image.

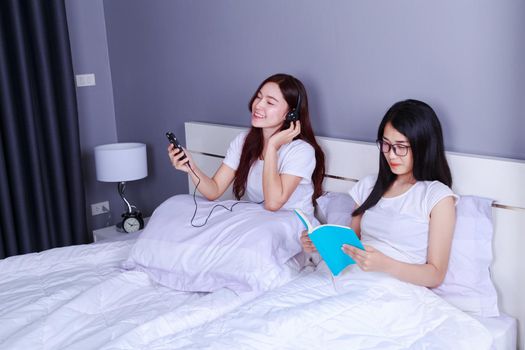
[474,314,517,350]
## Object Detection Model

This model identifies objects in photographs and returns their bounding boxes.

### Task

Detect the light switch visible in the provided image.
[75,73,96,87]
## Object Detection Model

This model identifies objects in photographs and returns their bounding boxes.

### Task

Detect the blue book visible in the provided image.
[294,209,365,276]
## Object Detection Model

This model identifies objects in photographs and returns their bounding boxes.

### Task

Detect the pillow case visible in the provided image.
[315,191,356,226]
[122,194,304,294]
[433,195,499,317]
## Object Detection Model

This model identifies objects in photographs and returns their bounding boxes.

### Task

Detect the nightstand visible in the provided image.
[93,217,150,242]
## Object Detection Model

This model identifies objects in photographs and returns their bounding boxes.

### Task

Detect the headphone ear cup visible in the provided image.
[285,109,299,122]
[285,84,302,123]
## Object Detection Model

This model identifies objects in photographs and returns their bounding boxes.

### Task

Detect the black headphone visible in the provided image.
[285,91,302,123]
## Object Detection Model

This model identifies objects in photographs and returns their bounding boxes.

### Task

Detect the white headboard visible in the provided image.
[185,121,525,348]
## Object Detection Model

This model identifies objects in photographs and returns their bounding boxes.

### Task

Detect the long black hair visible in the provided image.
[352,99,452,217]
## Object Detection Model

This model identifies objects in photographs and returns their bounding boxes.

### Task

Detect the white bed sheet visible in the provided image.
[475,314,517,350]
[0,239,258,349]
[143,262,494,350]
[0,238,496,350]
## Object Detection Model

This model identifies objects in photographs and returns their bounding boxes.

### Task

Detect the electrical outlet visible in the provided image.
[75,73,96,87]
[91,201,109,216]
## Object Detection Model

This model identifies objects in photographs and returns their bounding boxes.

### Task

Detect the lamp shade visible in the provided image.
[94,143,147,182]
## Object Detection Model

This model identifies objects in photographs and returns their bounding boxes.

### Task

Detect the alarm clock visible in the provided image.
[121,211,144,233]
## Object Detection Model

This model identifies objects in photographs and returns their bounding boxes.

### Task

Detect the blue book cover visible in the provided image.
[294,209,364,276]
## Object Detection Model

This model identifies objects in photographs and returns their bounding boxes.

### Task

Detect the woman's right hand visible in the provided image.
[168,144,194,173]
[267,120,301,152]
[300,230,317,253]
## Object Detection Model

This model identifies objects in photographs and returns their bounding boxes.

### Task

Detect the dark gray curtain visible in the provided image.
[0,0,88,258]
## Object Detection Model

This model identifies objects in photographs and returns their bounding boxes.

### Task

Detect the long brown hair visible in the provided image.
[233,73,325,204]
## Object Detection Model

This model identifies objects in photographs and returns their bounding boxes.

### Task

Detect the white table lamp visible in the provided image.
[94,143,148,232]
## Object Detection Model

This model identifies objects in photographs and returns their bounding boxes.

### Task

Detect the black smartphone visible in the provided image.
[166,132,187,160]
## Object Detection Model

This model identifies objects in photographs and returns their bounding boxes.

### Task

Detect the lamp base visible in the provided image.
[115,221,125,233]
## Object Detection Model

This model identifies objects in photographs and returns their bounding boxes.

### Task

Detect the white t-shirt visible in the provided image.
[349,174,458,264]
[223,131,316,217]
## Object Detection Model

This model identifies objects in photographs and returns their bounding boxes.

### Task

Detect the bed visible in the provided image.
[0,121,523,349]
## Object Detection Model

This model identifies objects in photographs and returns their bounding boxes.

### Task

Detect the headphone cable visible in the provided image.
[186,164,264,228]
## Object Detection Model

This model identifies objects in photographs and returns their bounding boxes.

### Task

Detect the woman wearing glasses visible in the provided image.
[301,99,457,288]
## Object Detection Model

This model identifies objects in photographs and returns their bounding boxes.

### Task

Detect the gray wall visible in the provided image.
[65,0,120,232]
[74,0,525,225]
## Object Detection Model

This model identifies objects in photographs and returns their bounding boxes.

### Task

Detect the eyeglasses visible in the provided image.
[376,140,411,157]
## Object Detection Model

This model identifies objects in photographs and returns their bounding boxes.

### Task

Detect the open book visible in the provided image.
[295,209,365,276]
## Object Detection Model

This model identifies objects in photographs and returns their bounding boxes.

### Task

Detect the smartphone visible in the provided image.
[166,132,187,161]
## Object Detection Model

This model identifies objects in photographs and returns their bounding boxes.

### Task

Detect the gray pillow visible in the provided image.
[315,192,356,226]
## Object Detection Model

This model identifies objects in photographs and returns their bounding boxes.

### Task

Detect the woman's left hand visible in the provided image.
[268,121,301,151]
[342,244,390,272]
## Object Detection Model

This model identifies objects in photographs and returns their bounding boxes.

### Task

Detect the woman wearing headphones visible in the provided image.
[125,74,325,293]
[168,73,325,220]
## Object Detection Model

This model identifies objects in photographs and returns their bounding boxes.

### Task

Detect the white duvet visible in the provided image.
[0,240,255,349]
[0,240,493,349]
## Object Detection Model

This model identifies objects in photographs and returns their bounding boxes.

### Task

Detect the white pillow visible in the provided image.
[433,195,499,317]
[123,194,304,293]
[315,191,356,226]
